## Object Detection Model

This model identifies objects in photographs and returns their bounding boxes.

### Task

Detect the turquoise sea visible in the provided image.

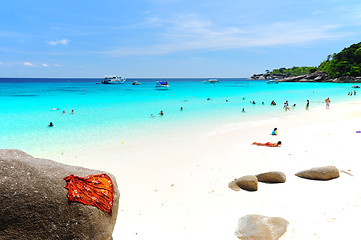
[0,78,359,157]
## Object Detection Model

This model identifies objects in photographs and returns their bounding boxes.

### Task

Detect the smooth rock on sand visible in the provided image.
[0,149,119,240]
[229,175,258,191]
[256,171,286,183]
[235,214,289,240]
[295,166,339,180]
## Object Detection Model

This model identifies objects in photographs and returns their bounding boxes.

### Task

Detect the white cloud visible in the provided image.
[24,62,33,66]
[42,63,49,67]
[46,39,70,46]
[102,15,343,57]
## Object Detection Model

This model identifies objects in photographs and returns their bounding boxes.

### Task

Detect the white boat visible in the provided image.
[155,81,169,90]
[102,75,126,84]
[132,81,141,85]
[266,79,279,84]
[203,79,220,83]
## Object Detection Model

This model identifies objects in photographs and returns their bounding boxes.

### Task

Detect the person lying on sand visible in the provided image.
[252,141,281,147]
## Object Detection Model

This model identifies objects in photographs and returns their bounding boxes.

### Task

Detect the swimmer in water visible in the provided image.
[48,122,53,127]
[159,110,164,116]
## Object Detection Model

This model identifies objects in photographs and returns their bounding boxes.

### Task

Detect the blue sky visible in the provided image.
[1,0,361,78]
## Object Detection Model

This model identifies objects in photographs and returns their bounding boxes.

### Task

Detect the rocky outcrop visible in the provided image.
[278,71,328,82]
[250,71,361,83]
[295,166,339,181]
[256,171,286,183]
[229,175,258,191]
[249,73,286,80]
[235,214,289,240]
[0,149,119,240]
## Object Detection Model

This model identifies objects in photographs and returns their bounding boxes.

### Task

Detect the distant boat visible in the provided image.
[203,79,220,83]
[132,81,141,85]
[351,85,360,88]
[266,79,279,84]
[101,75,126,84]
[155,81,169,90]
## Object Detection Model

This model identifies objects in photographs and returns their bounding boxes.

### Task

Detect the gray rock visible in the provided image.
[229,175,258,191]
[0,149,119,240]
[295,166,339,180]
[235,214,288,240]
[256,171,286,183]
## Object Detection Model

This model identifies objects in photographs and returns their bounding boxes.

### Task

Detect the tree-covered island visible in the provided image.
[250,42,361,82]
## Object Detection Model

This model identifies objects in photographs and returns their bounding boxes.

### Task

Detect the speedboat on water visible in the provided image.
[155,81,169,90]
[102,75,126,84]
[203,79,220,83]
[266,79,279,84]
[132,81,141,85]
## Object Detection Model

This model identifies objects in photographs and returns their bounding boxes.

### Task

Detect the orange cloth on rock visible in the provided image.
[64,174,114,215]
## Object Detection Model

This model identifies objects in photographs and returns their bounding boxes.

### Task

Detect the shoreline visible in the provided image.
[42,100,361,240]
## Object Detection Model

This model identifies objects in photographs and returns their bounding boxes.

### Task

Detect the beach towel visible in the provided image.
[64,174,114,215]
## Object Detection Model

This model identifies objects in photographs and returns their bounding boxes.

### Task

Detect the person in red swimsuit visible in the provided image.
[252,141,282,147]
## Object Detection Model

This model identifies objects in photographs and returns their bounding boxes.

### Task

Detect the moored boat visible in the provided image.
[203,79,220,83]
[266,79,279,84]
[132,81,141,85]
[155,81,169,90]
[102,75,126,84]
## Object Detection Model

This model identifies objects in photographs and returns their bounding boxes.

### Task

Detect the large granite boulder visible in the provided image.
[235,214,289,240]
[0,149,119,240]
[295,166,339,180]
[229,175,258,192]
[256,171,286,183]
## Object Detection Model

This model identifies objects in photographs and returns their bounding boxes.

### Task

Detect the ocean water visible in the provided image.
[0,78,359,157]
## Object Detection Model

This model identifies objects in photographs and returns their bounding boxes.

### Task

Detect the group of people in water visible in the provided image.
[48,109,75,127]
[153,96,334,119]
[348,90,357,96]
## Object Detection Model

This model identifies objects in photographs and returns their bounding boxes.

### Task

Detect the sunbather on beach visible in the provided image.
[252,141,281,147]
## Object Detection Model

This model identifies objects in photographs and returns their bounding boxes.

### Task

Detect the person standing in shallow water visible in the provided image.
[325,98,331,109]
[284,101,289,111]
[305,100,309,110]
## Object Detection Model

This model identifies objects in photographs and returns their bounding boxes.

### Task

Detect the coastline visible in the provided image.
[46,100,361,240]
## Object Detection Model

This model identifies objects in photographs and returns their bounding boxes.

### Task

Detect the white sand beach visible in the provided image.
[53,101,361,240]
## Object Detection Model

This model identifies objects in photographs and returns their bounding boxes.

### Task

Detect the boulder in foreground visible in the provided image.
[0,149,119,240]
[256,171,286,183]
[235,214,289,240]
[229,175,258,191]
[295,166,339,180]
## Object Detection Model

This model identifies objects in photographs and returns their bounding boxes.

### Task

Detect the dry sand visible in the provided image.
[54,101,361,240]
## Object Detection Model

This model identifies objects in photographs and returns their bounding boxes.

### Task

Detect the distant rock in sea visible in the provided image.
[0,149,119,240]
[295,166,339,180]
[235,214,289,240]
